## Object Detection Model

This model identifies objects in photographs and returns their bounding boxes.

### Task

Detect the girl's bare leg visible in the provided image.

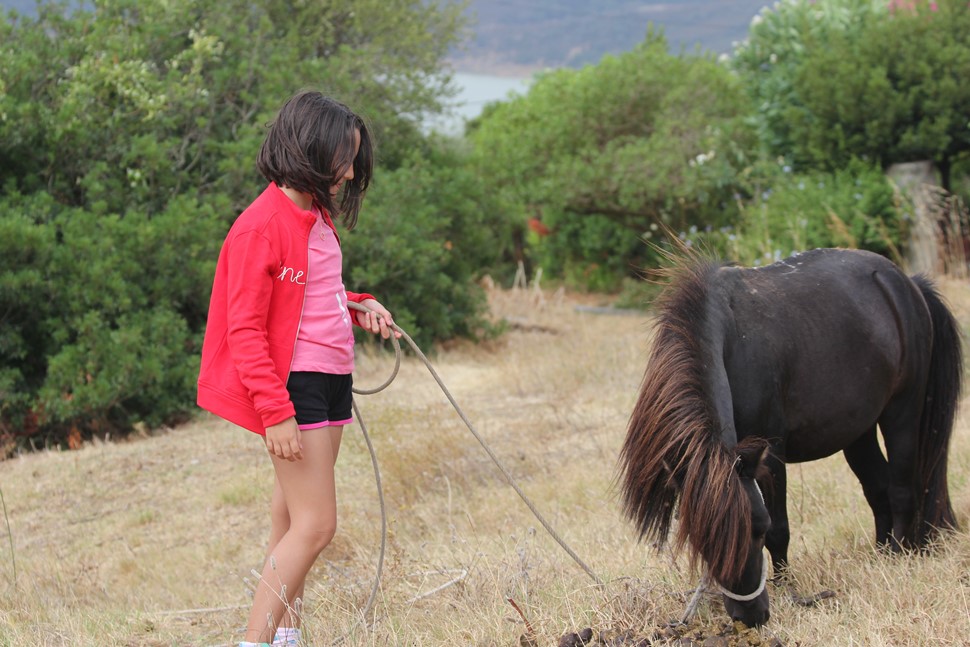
[265,475,301,630]
[264,428,345,631]
[245,427,344,642]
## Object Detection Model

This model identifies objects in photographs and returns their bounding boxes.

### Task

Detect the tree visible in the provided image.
[345,138,514,349]
[0,0,464,215]
[0,0,470,446]
[469,33,755,288]
[732,0,970,188]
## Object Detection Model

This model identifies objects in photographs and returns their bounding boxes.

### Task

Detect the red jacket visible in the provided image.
[197,183,373,434]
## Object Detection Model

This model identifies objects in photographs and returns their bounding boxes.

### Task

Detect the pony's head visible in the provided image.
[716,439,772,627]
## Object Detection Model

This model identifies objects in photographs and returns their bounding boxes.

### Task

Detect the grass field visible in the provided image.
[0,279,968,646]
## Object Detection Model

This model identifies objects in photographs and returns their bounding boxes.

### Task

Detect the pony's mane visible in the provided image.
[618,255,754,585]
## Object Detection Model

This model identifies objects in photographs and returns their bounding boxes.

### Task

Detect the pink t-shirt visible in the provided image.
[289,212,355,374]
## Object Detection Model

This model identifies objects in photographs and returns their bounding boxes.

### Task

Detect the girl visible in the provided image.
[197,91,398,647]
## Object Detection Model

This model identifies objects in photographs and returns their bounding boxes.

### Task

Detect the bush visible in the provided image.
[686,159,906,265]
[530,211,650,292]
[469,33,756,291]
[0,191,223,446]
[0,0,470,448]
[344,140,513,349]
[732,0,970,188]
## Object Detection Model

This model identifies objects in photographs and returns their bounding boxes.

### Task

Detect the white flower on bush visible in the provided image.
[689,150,716,167]
[127,168,144,188]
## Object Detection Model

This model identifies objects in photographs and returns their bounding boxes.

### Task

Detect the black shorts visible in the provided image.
[286,372,354,430]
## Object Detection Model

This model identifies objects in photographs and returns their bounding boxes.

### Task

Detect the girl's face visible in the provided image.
[330,128,361,198]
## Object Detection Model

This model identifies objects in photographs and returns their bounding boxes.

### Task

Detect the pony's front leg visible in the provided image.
[763,454,790,580]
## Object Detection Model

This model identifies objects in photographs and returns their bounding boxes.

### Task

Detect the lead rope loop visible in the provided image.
[340,302,603,641]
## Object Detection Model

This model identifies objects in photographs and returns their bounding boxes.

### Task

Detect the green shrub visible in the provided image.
[469,33,756,291]
[686,159,905,265]
[732,0,970,189]
[0,0,470,447]
[531,211,649,292]
[0,191,223,445]
[344,141,512,349]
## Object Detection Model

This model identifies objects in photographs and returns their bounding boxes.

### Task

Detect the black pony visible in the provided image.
[619,248,963,627]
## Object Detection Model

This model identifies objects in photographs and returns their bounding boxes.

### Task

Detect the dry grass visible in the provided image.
[0,279,968,646]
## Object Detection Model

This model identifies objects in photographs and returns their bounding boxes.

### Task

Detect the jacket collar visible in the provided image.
[268,181,314,217]
[268,182,343,245]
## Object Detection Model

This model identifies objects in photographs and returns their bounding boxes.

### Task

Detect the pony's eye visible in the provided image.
[752,516,771,537]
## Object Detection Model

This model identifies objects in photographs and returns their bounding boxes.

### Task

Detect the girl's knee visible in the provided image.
[297,518,337,555]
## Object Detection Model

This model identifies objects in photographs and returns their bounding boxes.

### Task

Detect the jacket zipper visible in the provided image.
[285,215,316,384]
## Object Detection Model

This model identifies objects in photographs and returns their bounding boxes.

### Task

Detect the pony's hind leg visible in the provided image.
[878,396,924,550]
[843,426,893,547]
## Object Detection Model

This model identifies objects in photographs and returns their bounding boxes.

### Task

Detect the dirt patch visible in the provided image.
[552,619,784,646]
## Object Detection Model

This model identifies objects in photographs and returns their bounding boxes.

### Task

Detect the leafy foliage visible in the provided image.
[469,33,756,289]
[693,158,906,265]
[0,0,464,215]
[344,139,512,349]
[733,0,970,187]
[1,0,961,449]
[0,190,225,434]
[0,0,469,446]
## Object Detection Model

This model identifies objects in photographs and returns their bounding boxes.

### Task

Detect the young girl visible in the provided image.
[197,90,398,647]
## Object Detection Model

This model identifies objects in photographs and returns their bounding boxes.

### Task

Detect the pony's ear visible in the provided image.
[735,437,770,478]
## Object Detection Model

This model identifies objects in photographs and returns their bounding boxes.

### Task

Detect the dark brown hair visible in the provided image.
[256,91,373,229]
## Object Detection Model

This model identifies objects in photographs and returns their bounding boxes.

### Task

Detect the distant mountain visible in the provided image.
[1,0,771,76]
[450,0,772,74]
[2,0,37,13]
[1,0,89,16]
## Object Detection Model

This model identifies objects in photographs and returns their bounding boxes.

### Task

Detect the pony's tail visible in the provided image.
[912,275,963,541]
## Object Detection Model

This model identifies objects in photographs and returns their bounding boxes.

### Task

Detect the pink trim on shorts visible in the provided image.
[298,417,352,431]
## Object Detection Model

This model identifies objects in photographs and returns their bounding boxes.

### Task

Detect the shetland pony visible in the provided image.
[619,248,962,626]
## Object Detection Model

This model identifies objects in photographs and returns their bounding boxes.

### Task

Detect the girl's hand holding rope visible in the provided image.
[357,298,401,340]
[264,298,397,463]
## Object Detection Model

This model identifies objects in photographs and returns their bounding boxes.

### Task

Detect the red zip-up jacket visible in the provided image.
[197,183,374,435]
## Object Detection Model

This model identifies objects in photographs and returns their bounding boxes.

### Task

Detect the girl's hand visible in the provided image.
[358,298,402,339]
[265,417,303,461]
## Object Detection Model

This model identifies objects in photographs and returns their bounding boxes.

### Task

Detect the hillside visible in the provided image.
[450,0,771,74]
[0,0,32,14]
[2,1,770,75]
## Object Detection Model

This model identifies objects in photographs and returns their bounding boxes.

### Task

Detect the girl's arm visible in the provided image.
[225,230,295,429]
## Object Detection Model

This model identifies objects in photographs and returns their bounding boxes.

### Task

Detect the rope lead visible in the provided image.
[347,301,603,627]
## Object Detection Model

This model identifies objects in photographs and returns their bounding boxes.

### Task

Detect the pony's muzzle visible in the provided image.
[718,547,771,627]
[724,588,770,627]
